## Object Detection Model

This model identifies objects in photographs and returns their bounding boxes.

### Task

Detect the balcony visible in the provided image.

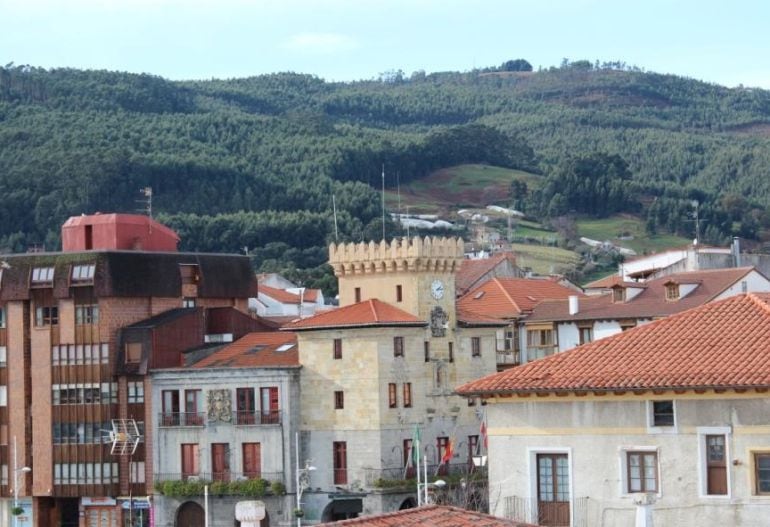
[234,410,281,426]
[155,472,285,497]
[159,412,206,427]
[504,495,592,527]
[496,349,520,368]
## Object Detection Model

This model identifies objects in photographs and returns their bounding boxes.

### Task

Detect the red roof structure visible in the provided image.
[458,277,581,320]
[316,505,536,527]
[259,285,321,304]
[528,268,758,323]
[284,299,426,331]
[193,332,299,368]
[62,213,180,252]
[457,293,770,396]
[456,252,520,296]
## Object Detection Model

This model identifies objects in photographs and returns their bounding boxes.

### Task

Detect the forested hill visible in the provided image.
[2,61,770,286]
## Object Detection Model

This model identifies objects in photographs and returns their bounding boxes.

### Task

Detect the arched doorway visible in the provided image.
[176,502,205,527]
[399,498,417,510]
[321,499,363,522]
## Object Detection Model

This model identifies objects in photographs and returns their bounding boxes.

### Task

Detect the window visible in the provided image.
[652,400,675,427]
[578,325,593,345]
[612,287,625,302]
[75,304,99,325]
[130,461,146,484]
[705,435,728,495]
[333,441,348,485]
[243,443,261,479]
[396,285,403,302]
[437,437,450,474]
[626,451,658,493]
[162,390,180,426]
[31,267,54,285]
[471,337,481,357]
[468,435,479,463]
[403,439,416,477]
[0,307,5,328]
[53,343,108,365]
[211,443,230,482]
[393,336,404,358]
[742,281,748,293]
[388,384,397,408]
[468,396,476,407]
[182,298,196,308]
[0,347,6,367]
[755,453,770,495]
[185,389,203,425]
[71,264,95,284]
[236,387,256,425]
[403,383,412,408]
[0,386,6,406]
[665,283,679,301]
[260,387,280,423]
[125,342,142,363]
[448,342,454,363]
[527,327,554,360]
[179,264,200,285]
[423,341,430,362]
[35,306,58,326]
[127,381,144,403]
[334,390,345,410]
[181,444,200,480]
[333,338,343,360]
[354,287,361,303]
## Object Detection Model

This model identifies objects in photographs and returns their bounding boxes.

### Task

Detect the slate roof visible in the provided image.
[315,505,536,527]
[457,293,770,396]
[0,250,258,300]
[284,299,426,331]
[192,331,299,368]
[527,267,758,323]
[457,277,581,320]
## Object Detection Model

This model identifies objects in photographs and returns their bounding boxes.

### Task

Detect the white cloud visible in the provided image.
[283,32,358,54]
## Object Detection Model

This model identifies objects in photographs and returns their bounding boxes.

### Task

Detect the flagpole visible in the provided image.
[381,164,386,241]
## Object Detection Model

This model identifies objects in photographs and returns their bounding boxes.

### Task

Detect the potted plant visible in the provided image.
[293,508,305,518]
[11,506,24,516]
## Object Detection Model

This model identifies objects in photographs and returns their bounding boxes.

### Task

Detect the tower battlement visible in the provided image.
[329,237,464,277]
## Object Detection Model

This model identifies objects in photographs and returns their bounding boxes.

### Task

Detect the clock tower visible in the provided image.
[329,236,464,327]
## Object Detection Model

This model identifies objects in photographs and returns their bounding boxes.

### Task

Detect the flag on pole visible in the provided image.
[441,437,454,464]
[411,425,421,466]
[480,420,488,451]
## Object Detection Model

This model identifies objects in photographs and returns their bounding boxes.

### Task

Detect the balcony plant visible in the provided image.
[293,508,304,518]
[11,506,24,516]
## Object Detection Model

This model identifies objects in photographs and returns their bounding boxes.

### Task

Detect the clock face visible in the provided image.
[431,279,445,299]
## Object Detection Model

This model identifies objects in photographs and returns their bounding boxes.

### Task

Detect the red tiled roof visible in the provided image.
[458,293,770,395]
[457,307,509,327]
[259,285,301,304]
[456,252,517,295]
[316,505,536,527]
[584,274,645,289]
[284,299,426,331]
[528,267,758,322]
[458,278,581,320]
[192,332,299,368]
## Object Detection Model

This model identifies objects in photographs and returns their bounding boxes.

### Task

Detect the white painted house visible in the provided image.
[457,293,770,527]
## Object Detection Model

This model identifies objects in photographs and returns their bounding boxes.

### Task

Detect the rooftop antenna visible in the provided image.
[137,187,153,218]
[381,164,386,241]
[332,194,339,242]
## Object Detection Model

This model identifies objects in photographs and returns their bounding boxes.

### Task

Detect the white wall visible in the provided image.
[714,270,770,300]
[486,396,770,526]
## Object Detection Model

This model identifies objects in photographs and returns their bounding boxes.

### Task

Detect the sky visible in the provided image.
[1,0,769,88]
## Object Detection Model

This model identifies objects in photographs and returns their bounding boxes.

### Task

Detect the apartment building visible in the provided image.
[0,213,257,527]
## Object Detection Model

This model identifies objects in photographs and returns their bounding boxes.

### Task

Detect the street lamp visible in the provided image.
[295,432,316,527]
[13,435,31,527]
[417,479,446,505]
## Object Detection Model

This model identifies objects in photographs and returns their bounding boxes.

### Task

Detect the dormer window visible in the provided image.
[71,264,95,284]
[179,264,200,285]
[31,267,54,286]
[665,283,679,301]
[612,287,625,303]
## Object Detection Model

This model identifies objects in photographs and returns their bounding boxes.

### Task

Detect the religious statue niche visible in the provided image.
[207,389,233,423]
[430,306,448,337]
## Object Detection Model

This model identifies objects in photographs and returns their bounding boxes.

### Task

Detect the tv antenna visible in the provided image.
[137,187,153,218]
[105,419,142,456]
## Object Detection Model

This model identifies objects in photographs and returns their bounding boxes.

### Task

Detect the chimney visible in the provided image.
[568,295,579,316]
[733,237,742,267]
